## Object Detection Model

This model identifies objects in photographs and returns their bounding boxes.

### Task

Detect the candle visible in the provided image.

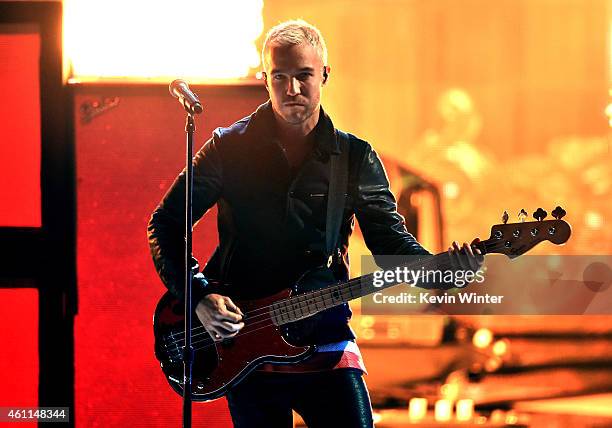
[408,398,427,421]
[456,399,474,421]
[435,399,452,422]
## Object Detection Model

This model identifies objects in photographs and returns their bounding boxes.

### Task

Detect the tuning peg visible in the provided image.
[502,211,509,224]
[533,208,547,221]
[518,209,528,222]
[551,206,566,220]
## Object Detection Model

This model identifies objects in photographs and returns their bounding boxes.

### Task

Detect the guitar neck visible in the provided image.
[271,210,572,326]
[272,239,492,325]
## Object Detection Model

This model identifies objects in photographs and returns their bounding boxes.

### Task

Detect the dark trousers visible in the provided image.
[226,368,374,428]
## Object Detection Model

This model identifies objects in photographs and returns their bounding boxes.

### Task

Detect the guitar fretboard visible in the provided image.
[270,240,493,325]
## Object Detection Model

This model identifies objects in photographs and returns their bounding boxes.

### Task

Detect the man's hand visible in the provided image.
[448,239,484,272]
[195,294,245,341]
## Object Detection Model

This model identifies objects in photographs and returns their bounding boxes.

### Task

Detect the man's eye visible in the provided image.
[272,74,285,80]
[298,73,312,80]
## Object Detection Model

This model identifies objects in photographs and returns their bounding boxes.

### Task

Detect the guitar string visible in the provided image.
[170,302,457,361]
[165,221,562,348]
[182,245,484,329]
[166,253,465,348]
[166,280,467,358]
[164,237,551,357]
[163,240,514,351]
[163,239,516,350]
[161,223,567,360]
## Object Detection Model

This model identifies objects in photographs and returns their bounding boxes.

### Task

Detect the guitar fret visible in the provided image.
[309,296,317,314]
[321,289,328,309]
[313,293,320,311]
[277,304,286,323]
[348,283,355,299]
[291,302,297,318]
[327,288,335,303]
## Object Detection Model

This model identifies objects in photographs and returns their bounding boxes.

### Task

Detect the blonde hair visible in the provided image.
[261,19,328,71]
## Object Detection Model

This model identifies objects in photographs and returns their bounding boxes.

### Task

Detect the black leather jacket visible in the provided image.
[147,101,431,344]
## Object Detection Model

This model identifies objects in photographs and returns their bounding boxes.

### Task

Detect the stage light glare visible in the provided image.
[63,0,263,82]
[443,181,460,199]
[360,315,375,328]
[492,338,509,356]
[484,356,502,372]
[472,328,493,348]
[605,102,612,127]
[585,211,603,229]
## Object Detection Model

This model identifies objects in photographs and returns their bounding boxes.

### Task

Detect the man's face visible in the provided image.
[264,42,327,126]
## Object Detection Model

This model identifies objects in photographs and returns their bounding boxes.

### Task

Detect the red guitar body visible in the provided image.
[153,276,323,401]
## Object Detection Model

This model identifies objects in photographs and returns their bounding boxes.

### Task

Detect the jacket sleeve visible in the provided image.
[352,143,432,265]
[147,133,223,301]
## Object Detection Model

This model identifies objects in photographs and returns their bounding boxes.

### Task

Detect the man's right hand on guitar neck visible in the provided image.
[195,294,245,341]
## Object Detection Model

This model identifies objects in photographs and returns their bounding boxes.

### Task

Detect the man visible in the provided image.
[148,19,482,428]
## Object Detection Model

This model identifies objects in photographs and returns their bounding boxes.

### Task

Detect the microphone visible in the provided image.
[169,79,203,114]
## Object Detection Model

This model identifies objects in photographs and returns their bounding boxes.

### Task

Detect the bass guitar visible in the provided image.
[153,207,570,401]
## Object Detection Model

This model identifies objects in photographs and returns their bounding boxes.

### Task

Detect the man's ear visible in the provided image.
[261,71,270,91]
[322,66,331,85]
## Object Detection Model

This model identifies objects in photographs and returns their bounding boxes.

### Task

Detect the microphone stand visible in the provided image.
[170,79,203,428]
[183,112,196,428]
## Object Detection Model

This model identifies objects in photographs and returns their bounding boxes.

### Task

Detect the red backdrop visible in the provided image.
[0,29,40,428]
[0,30,41,226]
[0,288,38,428]
[74,84,267,427]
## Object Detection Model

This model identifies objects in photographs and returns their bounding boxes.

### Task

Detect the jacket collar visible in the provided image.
[249,100,340,156]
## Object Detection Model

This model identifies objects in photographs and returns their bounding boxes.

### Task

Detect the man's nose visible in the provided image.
[286,77,301,96]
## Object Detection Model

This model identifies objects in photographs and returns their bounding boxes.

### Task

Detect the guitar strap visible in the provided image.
[325,130,350,267]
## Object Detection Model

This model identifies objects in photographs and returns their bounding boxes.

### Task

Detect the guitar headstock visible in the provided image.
[480,206,571,258]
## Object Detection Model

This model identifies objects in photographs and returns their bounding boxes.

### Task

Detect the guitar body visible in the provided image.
[153,266,336,401]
